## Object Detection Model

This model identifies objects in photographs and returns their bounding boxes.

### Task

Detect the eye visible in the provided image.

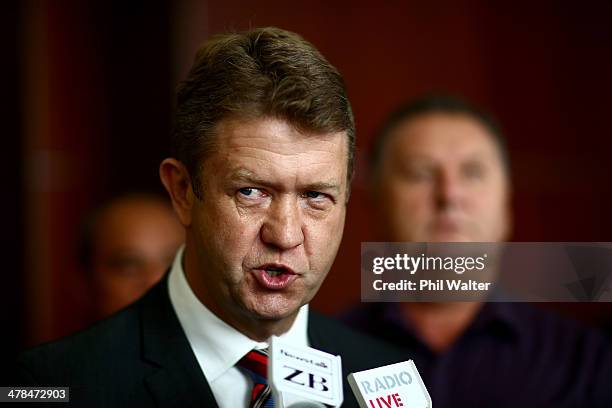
[236,187,268,203]
[238,187,256,196]
[304,191,323,199]
[402,166,433,182]
[302,191,333,210]
[463,162,485,180]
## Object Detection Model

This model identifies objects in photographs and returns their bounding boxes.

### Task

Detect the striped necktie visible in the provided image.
[237,348,275,408]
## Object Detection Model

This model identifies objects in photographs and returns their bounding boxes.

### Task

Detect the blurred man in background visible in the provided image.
[78,193,184,318]
[345,95,612,407]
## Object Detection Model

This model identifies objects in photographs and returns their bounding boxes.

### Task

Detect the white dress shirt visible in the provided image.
[168,246,310,407]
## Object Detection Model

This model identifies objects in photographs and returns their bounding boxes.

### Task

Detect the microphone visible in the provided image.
[347,361,431,408]
[268,336,344,407]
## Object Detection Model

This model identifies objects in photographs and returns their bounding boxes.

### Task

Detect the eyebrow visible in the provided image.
[304,182,341,194]
[229,168,269,185]
[229,168,341,194]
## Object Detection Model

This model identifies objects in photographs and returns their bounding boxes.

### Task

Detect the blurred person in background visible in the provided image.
[78,192,184,318]
[344,95,612,407]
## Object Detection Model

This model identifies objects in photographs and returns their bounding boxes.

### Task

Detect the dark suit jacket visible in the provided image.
[15,276,407,407]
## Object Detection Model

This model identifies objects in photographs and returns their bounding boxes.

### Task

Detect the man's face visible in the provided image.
[185,117,348,326]
[92,199,184,317]
[376,112,510,242]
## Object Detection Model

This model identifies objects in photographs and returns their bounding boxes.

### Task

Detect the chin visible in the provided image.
[247,295,302,321]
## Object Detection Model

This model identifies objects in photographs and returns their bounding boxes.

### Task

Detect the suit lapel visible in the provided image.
[308,311,341,355]
[140,276,218,408]
[308,311,360,408]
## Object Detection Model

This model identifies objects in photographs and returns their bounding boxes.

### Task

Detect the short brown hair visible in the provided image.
[173,27,355,198]
[370,94,510,177]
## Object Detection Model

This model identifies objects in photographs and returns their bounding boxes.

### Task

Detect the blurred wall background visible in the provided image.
[5,0,612,372]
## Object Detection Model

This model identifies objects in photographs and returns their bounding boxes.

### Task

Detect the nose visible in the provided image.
[260,196,304,250]
[435,170,463,211]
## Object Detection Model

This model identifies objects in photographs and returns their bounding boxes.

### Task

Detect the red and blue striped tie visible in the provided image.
[237,349,275,408]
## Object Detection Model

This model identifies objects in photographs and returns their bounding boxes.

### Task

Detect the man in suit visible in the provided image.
[15,27,406,407]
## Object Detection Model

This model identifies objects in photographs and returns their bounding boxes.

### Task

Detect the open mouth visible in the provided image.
[264,266,288,277]
[252,264,298,290]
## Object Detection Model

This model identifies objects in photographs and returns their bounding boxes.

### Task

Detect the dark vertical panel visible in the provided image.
[18,0,174,347]
[474,2,612,242]
[46,0,174,340]
[42,0,111,342]
[95,0,173,197]
[1,0,24,383]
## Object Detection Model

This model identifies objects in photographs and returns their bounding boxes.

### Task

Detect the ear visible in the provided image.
[159,158,196,227]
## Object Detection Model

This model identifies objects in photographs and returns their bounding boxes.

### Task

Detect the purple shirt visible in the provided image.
[343,302,612,407]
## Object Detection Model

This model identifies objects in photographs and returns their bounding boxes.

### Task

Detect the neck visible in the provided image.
[400,301,483,353]
[232,314,299,343]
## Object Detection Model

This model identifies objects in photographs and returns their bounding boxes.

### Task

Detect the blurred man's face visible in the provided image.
[92,198,184,316]
[376,112,510,242]
[184,117,348,327]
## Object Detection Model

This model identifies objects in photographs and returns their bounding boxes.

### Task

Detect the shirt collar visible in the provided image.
[168,245,309,382]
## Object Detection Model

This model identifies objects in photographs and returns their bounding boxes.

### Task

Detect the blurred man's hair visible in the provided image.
[173,26,355,198]
[370,94,510,177]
